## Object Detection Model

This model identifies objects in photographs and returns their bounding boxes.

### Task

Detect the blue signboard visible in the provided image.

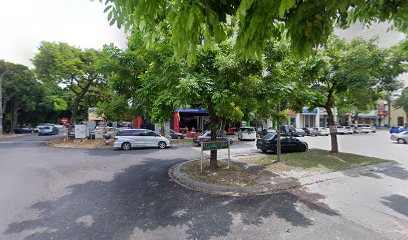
[302,108,318,115]
[176,109,207,113]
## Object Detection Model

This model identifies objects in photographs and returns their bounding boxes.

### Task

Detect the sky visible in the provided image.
[0,0,406,86]
[0,0,127,67]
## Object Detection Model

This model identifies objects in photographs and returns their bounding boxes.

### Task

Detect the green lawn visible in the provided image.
[260,149,387,171]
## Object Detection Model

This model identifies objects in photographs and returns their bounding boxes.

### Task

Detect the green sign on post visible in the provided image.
[202,141,229,151]
[200,141,231,172]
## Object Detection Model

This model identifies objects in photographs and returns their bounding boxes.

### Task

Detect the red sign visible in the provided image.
[61,118,69,125]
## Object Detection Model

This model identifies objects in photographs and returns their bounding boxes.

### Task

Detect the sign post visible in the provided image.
[200,141,231,172]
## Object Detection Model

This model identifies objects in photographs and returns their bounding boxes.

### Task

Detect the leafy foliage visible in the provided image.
[100,0,407,61]
[0,60,64,131]
[394,87,408,118]
[33,42,105,124]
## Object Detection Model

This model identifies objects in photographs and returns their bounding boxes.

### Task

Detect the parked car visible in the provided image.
[54,124,66,130]
[170,129,185,139]
[259,127,277,137]
[14,127,36,134]
[336,126,345,135]
[256,133,308,153]
[113,129,170,150]
[353,124,376,133]
[192,131,233,146]
[302,127,317,136]
[389,126,408,134]
[294,128,306,137]
[314,127,330,136]
[227,127,239,135]
[390,131,408,144]
[280,125,296,135]
[238,127,256,141]
[336,126,353,135]
[38,125,59,136]
[35,123,54,132]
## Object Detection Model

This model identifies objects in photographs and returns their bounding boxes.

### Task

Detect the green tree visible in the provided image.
[395,87,408,121]
[0,60,56,131]
[178,44,262,168]
[303,37,404,152]
[33,42,104,126]
[101,0,407,61]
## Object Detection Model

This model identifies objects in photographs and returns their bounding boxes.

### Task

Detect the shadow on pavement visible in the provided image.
[343,161,408,180]
[381,194,408,218]
[5,158,337,240]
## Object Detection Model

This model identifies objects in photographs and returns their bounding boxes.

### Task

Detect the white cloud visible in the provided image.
[0,0,127,67]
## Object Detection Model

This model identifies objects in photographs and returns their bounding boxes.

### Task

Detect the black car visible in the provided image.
[170,129,185,139]
[193,131,233,145]
[256,133,308,153]
[14,127,36,134]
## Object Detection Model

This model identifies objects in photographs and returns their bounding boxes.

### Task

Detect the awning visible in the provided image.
[356,116,380,119]
[176,109,207,113]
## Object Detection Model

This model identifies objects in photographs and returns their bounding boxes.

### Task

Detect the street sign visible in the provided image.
[202,141,229,151]
[200,141,231,172]
[75,125,87,139]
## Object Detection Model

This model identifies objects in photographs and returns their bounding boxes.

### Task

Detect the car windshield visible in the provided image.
[39,126,51,130]
[262,133,276,140]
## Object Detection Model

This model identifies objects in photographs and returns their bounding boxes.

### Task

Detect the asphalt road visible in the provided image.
[0,132,404,240]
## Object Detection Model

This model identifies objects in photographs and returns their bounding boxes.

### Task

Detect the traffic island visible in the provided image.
[169,149,388,196]
[47,137,113,149]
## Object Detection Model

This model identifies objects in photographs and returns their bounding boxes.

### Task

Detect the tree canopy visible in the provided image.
[33,42,105,125]
[395,87,408,119]
[101,0,407,61]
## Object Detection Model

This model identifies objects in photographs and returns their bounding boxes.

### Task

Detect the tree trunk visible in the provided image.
[352,112,359,124]
[207,101,218,169]
[326,106,339,153]
[276,119,281,162]
[11,103,18,131]
[70,96,80,131]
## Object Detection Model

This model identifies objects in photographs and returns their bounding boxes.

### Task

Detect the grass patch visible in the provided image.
[180,160,274,187]
[260,149,387,171]
[180,149,388,188]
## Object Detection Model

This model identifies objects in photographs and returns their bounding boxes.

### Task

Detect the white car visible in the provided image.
[336,126,353,134]
[354,124,376,133]
[238,127,257,141]
[113,129,170,150]
[336,126,345,134]
[390,131,408,144]
[314,127,330,136]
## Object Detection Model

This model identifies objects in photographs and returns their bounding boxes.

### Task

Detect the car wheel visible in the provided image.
[178,136,182,139]
[261,149,267,153]
[158,141,167,149]
[397,138,406,144]
[121,142,131,150]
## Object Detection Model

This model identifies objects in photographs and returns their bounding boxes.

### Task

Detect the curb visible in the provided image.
[168,160,302,197]
[168,159,394,197]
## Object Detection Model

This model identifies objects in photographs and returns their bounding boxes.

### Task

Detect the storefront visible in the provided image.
[172,109,209,133]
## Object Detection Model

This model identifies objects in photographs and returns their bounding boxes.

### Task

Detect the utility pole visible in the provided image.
[276,100,281,162]
[0,68,8,135]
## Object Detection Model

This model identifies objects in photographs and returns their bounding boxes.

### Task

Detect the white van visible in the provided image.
[113,129,170,150]
[238,127,256,141]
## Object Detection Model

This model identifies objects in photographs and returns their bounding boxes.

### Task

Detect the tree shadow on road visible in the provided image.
[4,158,337,240]
[381,194,408,218]
[342,161,408,180]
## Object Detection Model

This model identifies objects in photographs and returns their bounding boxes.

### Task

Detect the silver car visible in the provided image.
[113,129,171,150]
[390,131,408,144]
